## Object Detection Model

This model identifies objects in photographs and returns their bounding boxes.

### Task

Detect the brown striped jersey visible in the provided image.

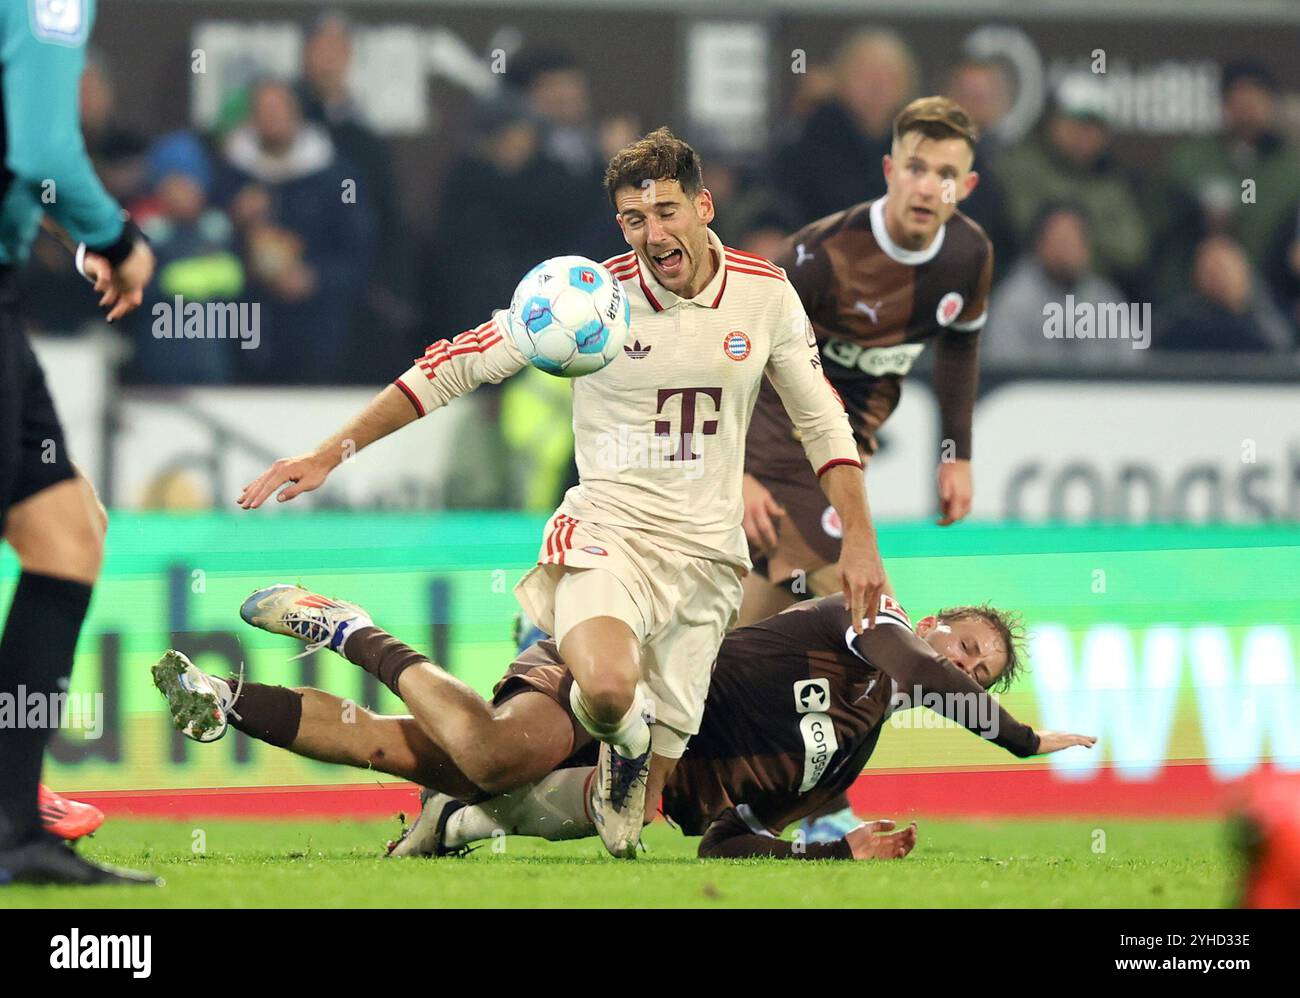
[768,197,994,459]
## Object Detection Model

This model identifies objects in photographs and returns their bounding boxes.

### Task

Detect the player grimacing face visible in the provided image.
[614,179,717,298]
[915,615,1007,689]
[881,133,978,251]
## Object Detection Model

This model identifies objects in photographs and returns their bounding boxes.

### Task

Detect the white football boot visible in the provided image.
[386,788,469,858]
[591,741,651,859]
[239,584,372,655]
[151,649,232,743]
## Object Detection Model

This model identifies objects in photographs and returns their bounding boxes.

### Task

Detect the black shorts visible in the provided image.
[0,273,76,531]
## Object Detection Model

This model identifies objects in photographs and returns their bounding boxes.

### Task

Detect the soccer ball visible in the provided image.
[506,256,631,377]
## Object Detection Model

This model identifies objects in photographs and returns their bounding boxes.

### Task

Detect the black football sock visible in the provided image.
[0,573,93,849]
[342,626,428,697]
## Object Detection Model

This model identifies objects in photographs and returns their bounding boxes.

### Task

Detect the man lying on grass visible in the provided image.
[153,586,1094,860]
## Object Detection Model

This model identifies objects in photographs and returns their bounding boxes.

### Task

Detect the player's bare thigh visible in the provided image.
[3,470,105,583]
[310,689,575,798]
[470,690,578,793]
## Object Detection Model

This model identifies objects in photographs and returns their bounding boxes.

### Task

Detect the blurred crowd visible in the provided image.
[20,17,1300,385]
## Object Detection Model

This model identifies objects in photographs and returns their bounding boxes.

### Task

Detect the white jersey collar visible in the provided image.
[870,197,945,266]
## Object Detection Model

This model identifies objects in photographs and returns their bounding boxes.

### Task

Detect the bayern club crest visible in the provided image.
[723,330,751,361]
[936,291,964,326]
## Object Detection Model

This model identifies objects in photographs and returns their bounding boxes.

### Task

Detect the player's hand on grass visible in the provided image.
[1034,731,1098,754]
[83,240,156,323]
[937,459,973,526]
[838,530,887,633]
[237,452,334,509]
[741,473,785,554]
[845,819,917,860]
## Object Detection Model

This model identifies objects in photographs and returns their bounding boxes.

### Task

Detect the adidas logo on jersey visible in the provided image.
[623,339,652,359]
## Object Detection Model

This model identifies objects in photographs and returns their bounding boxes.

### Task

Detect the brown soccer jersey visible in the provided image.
[662,594,893,838]
[748,197,992,474]
[664,592,1037,840]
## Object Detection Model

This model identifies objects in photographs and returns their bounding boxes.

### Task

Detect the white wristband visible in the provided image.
[74,242,91,282]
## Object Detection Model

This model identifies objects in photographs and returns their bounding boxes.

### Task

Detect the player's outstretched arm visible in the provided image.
[853,622,1045,756]
[237,384,416,508]
[238,316,529,509]
[697,807,916,861]
[850,601,1100,760]
[1034,731,1098,754]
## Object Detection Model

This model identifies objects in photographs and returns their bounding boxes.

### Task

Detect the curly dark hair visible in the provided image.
[602,126,703,207]
[935,603,1026,693]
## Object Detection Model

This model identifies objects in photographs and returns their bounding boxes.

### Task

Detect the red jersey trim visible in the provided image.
[724,248,783,277]
[637,267,665,312]
[816,457,863,477]
[725,264,785,281]
[417,322,502,378]
[708,264,729,308]
[393,379,425,417]
[603,250,637,270]
[631,250,730,310]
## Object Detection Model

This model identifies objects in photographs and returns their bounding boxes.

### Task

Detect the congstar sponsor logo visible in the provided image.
[49,930,151,978]
[798,712,838,792]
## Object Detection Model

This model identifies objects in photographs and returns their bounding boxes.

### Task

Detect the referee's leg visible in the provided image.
[0,472,105,849]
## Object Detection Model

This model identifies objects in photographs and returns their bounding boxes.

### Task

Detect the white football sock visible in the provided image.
[443,768,597,848]
[568,684,651,759]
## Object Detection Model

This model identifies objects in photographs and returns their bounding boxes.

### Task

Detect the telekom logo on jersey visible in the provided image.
[593,387,723,475]
[653,387,723,461]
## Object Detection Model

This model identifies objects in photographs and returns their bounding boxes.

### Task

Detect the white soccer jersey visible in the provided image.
[396,228,860,570]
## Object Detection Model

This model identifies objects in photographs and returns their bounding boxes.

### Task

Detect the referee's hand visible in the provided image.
[83,241,155,322]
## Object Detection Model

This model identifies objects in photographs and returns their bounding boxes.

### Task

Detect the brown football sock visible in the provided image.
[225,680,303,748]
[339,626,427,697]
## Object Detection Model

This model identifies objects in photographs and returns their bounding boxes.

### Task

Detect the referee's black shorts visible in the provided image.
[0,267,76,533]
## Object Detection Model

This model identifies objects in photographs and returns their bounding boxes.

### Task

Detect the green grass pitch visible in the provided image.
[2,816,1238,908]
